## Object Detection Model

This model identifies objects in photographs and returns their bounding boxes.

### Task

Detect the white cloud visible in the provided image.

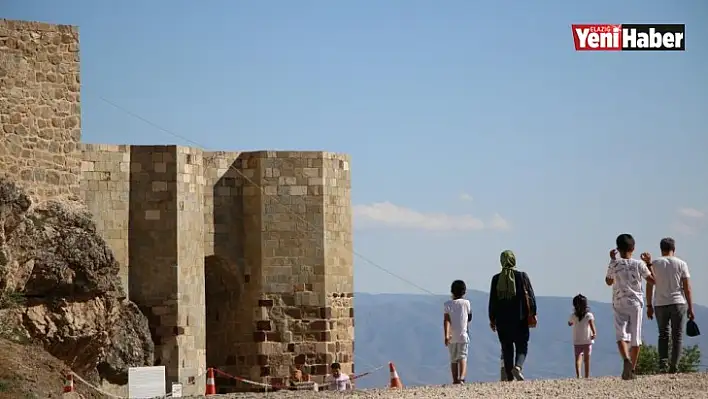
[678,208,705,219]
[459,193,473,202]
[353,201,509,231]
[671,221,696,235]
[672,207,707,235]
[488,213,511,230]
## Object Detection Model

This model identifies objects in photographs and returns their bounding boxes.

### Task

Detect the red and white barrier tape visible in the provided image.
[349,364,387,380]
[69,369,207,398]
[69,371,131,399]
[213,363,387,390]
[68,364,384,397]
[213,368,273,389]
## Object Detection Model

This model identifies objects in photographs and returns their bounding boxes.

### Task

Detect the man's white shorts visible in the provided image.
[448,342,468,363]
[614,306,643,347]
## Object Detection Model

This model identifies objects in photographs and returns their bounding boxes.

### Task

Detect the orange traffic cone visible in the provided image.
[388,362,403,389]
[63,371,74,393]
[205,368,216,395]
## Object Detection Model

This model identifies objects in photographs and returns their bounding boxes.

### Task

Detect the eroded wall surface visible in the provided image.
[0,19,81,200]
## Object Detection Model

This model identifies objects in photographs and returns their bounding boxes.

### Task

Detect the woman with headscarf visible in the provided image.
[488,250,538,381]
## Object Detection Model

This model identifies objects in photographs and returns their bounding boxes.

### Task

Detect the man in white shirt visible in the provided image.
[325,362,352,391]
[605,233,655,380]
[643,237,696,373]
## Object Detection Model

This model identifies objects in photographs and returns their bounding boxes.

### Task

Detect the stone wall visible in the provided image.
[0,19,81,200]
[323,155,354,376]
[175,146,207,391]
[75,145,357,394]
[79,144,131,297]
[201,151,355,392]
[80,145,210,395]
[246,152,353,387]
[127,145,181,385]
[125,145,205,396]
[202,151,258,391]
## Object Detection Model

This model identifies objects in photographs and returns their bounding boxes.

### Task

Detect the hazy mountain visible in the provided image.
[354,291,708,388]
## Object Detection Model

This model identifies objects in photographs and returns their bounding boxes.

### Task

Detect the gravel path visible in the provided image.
[185,373,708,399]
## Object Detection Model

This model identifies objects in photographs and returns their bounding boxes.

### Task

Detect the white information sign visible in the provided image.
[128,366,166,399]
[171,382,183,397]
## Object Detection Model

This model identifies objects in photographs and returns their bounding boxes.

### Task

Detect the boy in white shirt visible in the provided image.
[325,362,352,391]
[444,279,472,384]
[605,233,655,380]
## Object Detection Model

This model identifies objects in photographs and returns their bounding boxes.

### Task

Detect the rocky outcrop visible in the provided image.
[0,178,154,383]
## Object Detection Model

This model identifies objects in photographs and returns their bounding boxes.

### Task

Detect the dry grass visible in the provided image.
[0,338,100,399]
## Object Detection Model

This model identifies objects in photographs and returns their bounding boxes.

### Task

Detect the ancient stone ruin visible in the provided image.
[0,18,354,396]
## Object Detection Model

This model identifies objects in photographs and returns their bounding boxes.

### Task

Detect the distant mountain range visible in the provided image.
[354,291,708,388]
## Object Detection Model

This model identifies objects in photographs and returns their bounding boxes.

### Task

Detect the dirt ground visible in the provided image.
[0,338,102,399]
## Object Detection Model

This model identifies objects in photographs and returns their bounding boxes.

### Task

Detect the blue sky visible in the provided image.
[4,0,707,305]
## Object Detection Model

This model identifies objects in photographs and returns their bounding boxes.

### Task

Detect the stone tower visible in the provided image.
[202,151,354,391]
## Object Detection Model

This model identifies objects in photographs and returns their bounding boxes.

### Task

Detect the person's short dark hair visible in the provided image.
[660,237,676,253]
[330,362,341,370]
[450,280,467,299]
[616,233,636,253]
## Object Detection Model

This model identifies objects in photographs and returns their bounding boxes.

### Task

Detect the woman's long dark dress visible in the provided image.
[488,270,537,381]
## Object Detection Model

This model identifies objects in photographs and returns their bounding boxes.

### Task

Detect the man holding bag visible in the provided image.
[644,237,697,373]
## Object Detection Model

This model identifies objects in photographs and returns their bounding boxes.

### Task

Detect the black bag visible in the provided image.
[686,319,701,337]
[519,272,537,328]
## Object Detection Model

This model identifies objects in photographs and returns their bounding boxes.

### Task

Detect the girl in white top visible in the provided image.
[568,294,597,378]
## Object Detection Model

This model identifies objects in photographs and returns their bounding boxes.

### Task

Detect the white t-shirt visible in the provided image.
[327,373,351,391]
[650,256,690,307]
[568,312,595,345]
[606,258,651,308]
[443,298,471,343]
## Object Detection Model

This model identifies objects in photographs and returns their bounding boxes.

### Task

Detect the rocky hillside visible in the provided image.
[0,178,154,388]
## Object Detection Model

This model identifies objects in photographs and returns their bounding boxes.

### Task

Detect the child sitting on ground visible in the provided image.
[443,279,472,384]
[325,362,352,391]
[568,294,597,378]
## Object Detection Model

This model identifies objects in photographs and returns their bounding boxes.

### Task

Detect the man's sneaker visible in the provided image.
[512,366,525,381]
[621,359,633,380]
